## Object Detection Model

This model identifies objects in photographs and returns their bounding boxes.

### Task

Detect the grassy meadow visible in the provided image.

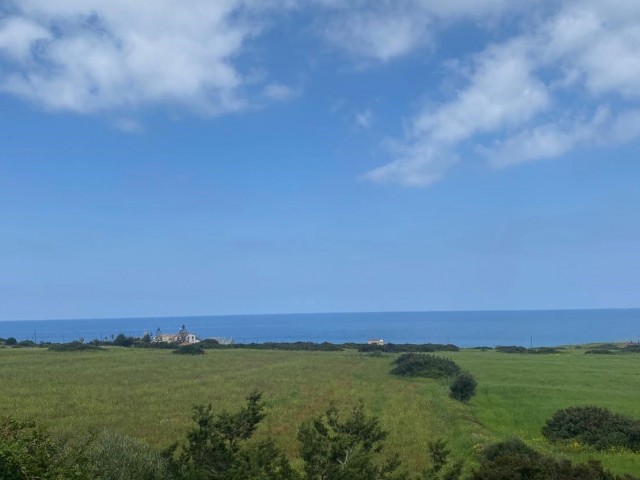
[1,346,639,474]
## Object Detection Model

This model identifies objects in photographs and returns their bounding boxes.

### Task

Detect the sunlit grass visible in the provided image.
[1,346,639,474]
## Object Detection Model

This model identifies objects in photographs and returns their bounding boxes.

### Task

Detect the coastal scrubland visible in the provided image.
[0,345,639,475]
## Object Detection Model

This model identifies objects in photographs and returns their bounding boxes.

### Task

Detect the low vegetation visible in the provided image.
[48,341,103,352]
[449,373,477,403]
[390,353,461,379]
[542,406,640,451]
[1,346,640,476]
[469,438,637,480]
[173,344,205,355]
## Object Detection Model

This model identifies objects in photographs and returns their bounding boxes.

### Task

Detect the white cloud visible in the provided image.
[317,0,522,62]
[482,107,611,168]
[0,17,51,61]
[322,11,430,62]
[0,0,273,114]
[365,39,550,186]
[364,1,640,186]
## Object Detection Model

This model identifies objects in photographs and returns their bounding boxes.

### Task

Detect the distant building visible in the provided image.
[367,339,384,346]
[154,325,200,345]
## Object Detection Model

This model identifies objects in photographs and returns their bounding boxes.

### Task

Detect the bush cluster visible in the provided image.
[470,438,637,480]
[542,406,640,451]
[390,353,462,379]
[48,341,103,352]
[172,344,205,355]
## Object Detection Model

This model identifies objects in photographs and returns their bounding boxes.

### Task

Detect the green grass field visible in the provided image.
[1,346,639,475]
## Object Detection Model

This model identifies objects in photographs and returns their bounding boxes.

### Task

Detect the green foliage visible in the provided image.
[171,391,296,479]
[86,431,172,480]
[0,417,92,479]
[113,334,136,347]
[542,406,640,451]
[469,438,638,480]
[5,337,17,346]
[297,402,404,480]
[495,345,527,354]
[449,373,477,403]
[421,439,463,480]
[585,349,615,355]
[48,342,103,352]
[390,353,461,379]
[173,344,205,355]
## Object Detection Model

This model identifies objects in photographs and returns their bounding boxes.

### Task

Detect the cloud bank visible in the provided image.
[1,1,639,185]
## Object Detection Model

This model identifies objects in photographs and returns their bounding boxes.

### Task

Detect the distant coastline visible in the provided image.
[1,308,639,347]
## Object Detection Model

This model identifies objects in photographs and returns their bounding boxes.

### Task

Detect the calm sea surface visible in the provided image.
[1,309,639,347]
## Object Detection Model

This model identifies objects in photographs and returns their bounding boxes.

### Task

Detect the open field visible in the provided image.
[1,346,639,474]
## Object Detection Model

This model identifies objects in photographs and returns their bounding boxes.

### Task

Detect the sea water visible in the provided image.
[1,309,639,347]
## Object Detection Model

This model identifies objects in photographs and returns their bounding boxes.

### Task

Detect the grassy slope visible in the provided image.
[1,346,639,474]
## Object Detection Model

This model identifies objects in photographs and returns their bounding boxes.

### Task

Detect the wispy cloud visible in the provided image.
[354,109,373,129]
[262,82,299,102]
[363,1,640,186]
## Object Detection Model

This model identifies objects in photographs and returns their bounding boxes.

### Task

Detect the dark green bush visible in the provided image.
[49,341,103,352]
[449,372,477,403]
[585,349,614,355]
[113,333,136,347]
[172,344,205,355]
[528,347,562,354]
[495,346,527,354]
[5,337,17,346]
[297,403,401,480]
[542,406,640,451]
[390,353,461,379]
[470,438,638,479]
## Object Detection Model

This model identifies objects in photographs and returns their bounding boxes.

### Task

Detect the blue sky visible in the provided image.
[1,0,640,320]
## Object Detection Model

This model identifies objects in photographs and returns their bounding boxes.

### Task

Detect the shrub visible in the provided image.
[585,349,614,355]
[0,417,92,478]
[172,344,205,355]
[495,346,527,354]
[49,341,103,352]
[390,353,461,379]
[528,347,562,354]
[449,372,477,403]
[5,337,17,346]
[542,406,640,451]
[112,333,136,347]
[297,402,401,480]
[169,391,298,480]
[470,438,638,479]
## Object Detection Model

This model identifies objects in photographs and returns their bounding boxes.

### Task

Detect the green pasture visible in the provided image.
[1,346,639,475]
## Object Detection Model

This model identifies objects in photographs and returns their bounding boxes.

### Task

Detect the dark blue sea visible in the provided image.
[1,309,639,347]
